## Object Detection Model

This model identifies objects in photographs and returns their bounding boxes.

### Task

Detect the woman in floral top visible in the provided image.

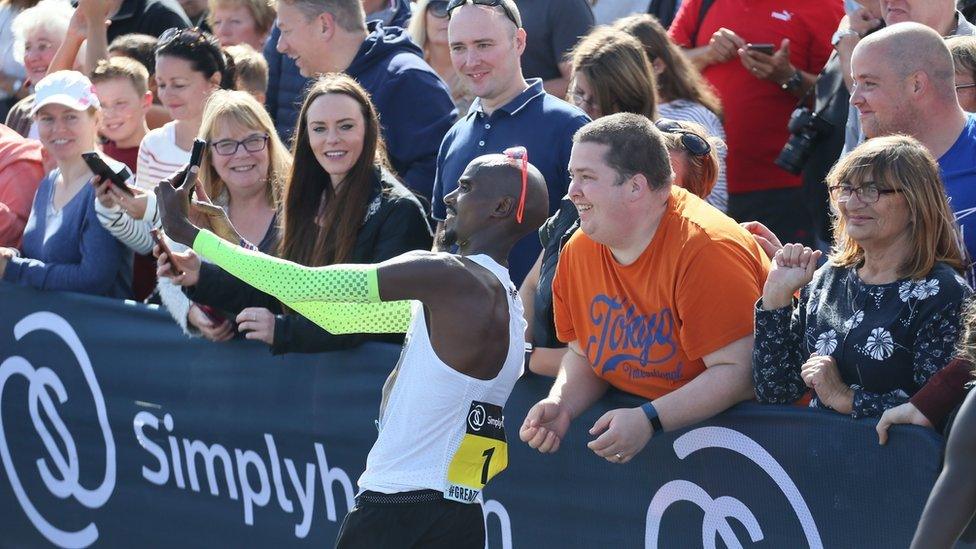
[753,135,971,419]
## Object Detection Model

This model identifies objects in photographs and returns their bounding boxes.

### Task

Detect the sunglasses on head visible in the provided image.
[504,146,528,224]
[446,0,520,28]
[427,0,449,18]
[655,119,711,157]
[159,27,210,48]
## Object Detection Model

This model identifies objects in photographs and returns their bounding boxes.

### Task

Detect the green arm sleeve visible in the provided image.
[194,229,380,303]
[193,229,413,334]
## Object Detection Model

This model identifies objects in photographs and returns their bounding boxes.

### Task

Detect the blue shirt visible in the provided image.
[4,169,132,298]
[939,113,976,268]
[432,79,590,284]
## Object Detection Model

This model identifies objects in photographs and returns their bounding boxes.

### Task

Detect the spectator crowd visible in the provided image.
[1,0,976,545]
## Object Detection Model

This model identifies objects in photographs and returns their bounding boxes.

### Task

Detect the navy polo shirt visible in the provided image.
[432,78,590,284]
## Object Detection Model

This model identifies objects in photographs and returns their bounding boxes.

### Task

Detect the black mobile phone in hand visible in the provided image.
[82,152,134,196]
[177,138,208,189]
[746,43,775,56]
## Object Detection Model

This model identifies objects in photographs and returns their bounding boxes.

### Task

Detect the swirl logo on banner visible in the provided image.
[645,426,822,549]
[0,312,116,549]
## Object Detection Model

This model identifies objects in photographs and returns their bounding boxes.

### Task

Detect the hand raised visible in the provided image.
[154,166,200,247]
[740,220,783,259]
[520,399,572,454]
[762,243,821,309]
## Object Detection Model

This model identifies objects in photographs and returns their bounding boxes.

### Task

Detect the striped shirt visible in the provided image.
[95,123,190,255]
[658,99,728,213]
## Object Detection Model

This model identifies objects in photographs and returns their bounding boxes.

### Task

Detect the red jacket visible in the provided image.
[0,123,45,248]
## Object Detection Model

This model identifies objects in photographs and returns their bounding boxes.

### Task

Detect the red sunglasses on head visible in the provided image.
[504,146,528,223]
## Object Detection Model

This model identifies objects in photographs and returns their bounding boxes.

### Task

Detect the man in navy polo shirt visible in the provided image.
[433,0,589,285]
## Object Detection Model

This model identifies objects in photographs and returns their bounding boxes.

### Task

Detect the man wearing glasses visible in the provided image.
[850,23,976,268]
[431,0,590,285]
[520,113,769,465]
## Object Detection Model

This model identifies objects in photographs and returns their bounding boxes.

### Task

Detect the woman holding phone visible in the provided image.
[94,27,235,335]
[159,73,432,354]
[0,70,131,298]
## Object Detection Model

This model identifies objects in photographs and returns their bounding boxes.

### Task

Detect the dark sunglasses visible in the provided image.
[504,146,528,224]
[158,27,210,48]
[655,119,711,157]
[446,0,520,28]
[427,0,449,18]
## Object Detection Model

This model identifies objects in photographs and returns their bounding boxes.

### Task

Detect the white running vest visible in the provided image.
[357,254,526,503]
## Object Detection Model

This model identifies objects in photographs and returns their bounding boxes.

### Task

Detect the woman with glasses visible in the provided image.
[408,0,473,117]
[154,89,287,339]
[159,73,432,354]
[947,36,976,113]
[612,14,727,212]
[753,135,970,419]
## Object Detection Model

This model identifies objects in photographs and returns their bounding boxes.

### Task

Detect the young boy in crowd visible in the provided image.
[225,44,268,104]
[90,56,155,301]
[90,57,152,172]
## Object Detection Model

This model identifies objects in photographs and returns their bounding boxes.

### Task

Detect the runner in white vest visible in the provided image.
[155,150,549,548]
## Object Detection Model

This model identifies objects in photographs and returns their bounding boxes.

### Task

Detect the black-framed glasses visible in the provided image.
[655,118,711,156]
[210,134,269,156]
[428,0,449,18]
[828,183,903,204]
[446,0,520,28]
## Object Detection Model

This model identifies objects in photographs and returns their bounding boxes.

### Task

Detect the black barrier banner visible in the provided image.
[0,284,969,548]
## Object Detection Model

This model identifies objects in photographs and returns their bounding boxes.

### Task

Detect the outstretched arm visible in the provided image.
[910,389,976,549]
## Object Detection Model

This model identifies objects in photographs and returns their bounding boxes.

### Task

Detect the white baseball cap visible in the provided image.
[30,70,100,117]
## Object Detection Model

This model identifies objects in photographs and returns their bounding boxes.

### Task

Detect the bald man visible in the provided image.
[851,22,976,265]
[155,153,548,548]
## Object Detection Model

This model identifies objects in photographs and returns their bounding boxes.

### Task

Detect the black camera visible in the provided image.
[775,107,834,175]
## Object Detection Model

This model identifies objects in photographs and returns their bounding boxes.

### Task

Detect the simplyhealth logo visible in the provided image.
[586,295,679,379]
[645,427,822,549]
[0,312,116,549]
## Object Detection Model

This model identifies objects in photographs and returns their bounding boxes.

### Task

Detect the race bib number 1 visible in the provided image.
[444,401,508,503]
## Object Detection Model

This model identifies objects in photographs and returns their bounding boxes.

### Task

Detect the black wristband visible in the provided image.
[641,402,663,434]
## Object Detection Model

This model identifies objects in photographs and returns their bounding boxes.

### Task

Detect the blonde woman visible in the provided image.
[754,135,971,419]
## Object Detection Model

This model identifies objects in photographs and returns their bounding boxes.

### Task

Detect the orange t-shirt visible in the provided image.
[552,186,770,400]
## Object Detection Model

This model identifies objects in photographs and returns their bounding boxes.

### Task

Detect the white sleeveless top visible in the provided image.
[357,254,526,502]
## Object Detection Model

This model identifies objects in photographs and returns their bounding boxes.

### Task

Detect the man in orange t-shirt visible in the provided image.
[520,113,770,464]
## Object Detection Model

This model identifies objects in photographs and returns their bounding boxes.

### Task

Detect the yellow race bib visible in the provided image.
[445,401,508,503]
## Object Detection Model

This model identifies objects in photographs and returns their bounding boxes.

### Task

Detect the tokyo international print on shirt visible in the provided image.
[753,262,970,419]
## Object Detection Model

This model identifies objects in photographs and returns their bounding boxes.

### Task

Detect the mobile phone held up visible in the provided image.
[82,152,134,196]
[150,228,183,276]
[746,43,775,56]
[176,138,208,189]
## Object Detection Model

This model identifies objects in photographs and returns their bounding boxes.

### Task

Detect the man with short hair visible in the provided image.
[850,22,976,262]
[432,0,589,285]
[225,44,269,104]
[156,152,550,549]
[520,113,769,463]
[274,0,456,197]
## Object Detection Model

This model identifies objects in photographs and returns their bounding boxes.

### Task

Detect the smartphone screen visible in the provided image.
[151,229,184,275]
[747,43,775,56]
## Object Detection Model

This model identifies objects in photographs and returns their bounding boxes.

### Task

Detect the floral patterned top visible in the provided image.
[753,262,971,419]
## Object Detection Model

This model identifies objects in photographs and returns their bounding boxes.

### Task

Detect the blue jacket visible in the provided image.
[347,22,456,199]
[4,170,132,298]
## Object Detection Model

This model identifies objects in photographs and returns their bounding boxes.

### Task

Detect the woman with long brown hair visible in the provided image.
[613,14,727,211]
[753,135,970,419]
[166,73,432,353]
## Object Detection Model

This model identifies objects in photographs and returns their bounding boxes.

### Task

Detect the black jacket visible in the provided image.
[186,168,432,354]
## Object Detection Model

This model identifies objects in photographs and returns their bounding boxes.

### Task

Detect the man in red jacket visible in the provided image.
[0,123,45,248]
